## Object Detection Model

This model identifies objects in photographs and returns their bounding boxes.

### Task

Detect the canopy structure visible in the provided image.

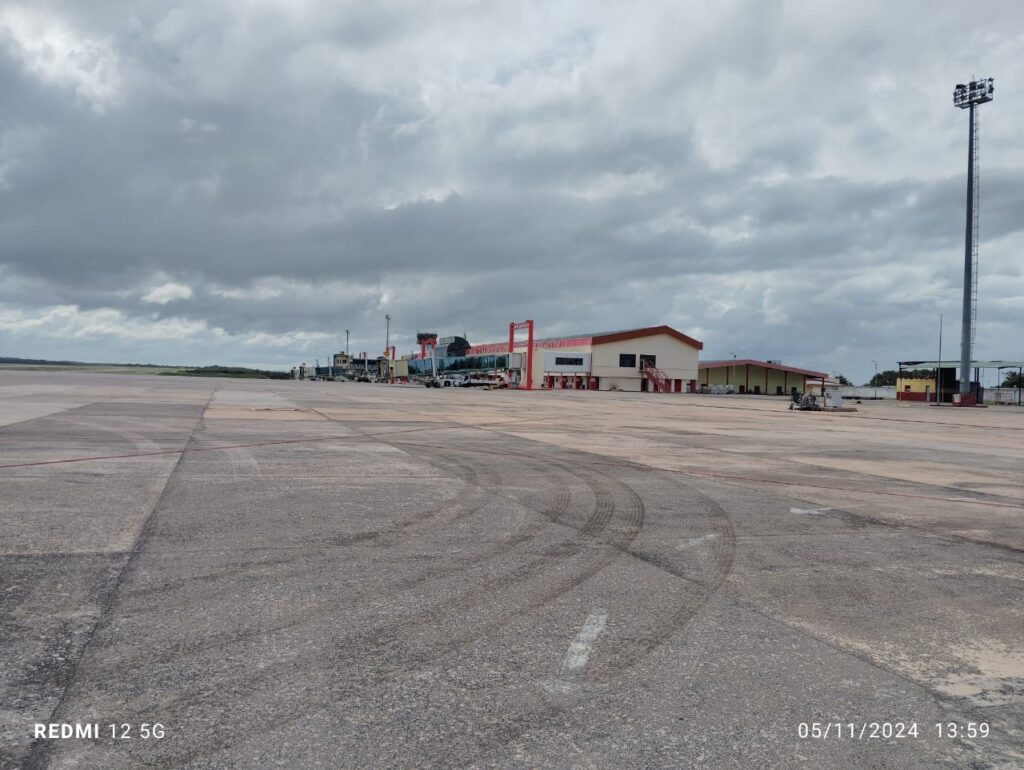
[898,360,1024,370]
[897,360,1022,405]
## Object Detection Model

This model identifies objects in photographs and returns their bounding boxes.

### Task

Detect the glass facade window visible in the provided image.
[407,354,509,375]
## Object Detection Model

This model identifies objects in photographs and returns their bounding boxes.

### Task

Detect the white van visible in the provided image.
[439,374,468,387]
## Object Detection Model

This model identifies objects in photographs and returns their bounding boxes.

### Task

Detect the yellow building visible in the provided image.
[896,376,936,402]
[698,359,827,396]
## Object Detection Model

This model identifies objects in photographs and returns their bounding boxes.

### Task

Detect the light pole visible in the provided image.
[384,314,391,382]
[953,77,994,399]
[871,360,877,399]
[345,329,349,356]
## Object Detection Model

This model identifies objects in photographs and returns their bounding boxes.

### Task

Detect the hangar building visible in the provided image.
[699,359,827,396]
[466,325,702,392]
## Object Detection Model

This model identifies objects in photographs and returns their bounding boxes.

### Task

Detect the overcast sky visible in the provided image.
[1,1,1022,382]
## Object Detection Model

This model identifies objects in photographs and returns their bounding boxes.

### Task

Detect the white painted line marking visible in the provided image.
[562,609,608,672]
[677,533,718,550]
[789,507,833,515]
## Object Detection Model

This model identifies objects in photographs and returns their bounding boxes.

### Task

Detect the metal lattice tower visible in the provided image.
[953,77,994,396]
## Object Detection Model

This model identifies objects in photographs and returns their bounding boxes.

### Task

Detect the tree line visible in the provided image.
[858,369,1023,388]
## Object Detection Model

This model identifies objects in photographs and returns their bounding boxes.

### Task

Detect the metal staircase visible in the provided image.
[642,362,670,393]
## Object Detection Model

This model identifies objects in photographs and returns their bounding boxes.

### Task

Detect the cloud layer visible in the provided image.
[1,1,1022,381]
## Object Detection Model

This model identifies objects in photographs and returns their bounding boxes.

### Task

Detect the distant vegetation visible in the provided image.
[0,357,161,367]
[165,366,291,380]
[0,357,290,380]
[867,368,933,387]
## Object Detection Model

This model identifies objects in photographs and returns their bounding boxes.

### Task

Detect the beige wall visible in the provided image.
[591,334,699,383]
[600,377,643,392]
[507,343,592,389]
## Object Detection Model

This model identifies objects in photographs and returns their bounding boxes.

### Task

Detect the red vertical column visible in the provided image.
[508,322,516,389]
[526,320,534,390]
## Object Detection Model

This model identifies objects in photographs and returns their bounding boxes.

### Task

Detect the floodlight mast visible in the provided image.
[952,78,994,398]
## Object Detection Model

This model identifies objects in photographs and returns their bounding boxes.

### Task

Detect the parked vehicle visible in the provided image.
[435,373,503,388]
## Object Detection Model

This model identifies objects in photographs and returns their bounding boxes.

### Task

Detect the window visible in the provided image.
[619,354,636,368]
[555,356,584,366]
[639,354,656,368]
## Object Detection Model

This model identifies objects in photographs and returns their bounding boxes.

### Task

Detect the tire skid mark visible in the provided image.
[596,476,736,672]
[127,453,589,672]
[53,400,731,768]
[119,454,489,607]
[311,410,502,544]
[105,445,571,667]
[124,428,499,608]
[328,451,492,547]
[217,468,645,770]
[362,436,713,679]
[105,454,495,661]
[118,455,645,766]
[456,475,737,767]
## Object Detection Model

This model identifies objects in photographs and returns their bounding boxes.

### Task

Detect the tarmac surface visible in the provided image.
[1,370,1022,769]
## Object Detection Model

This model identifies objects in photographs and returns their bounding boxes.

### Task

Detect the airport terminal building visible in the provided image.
[310,324,829,398]
[462,325,703,392]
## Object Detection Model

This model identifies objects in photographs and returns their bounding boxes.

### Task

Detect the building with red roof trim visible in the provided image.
[698,359,828,396]
[468,324,703,393]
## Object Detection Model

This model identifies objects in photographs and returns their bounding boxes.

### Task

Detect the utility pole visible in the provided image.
[871,360,877,399]
[384,315,391,383]
[953,78,994,399]
[345,329,349,356]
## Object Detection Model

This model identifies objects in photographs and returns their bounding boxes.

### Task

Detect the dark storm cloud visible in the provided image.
[1,0,1022,379]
